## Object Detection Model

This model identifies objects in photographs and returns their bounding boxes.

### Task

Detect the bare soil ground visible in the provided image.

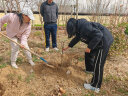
[0,29,128,96]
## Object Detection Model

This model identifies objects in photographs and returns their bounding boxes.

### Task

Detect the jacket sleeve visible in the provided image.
[68,36,80,48]
[21,24,31,45]
[88,28,103,50]
[40,3,44,17]
[0,14,11,31]
[56,4,58,19]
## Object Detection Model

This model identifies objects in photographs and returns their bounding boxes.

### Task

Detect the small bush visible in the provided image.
[109,26,128,56]
[118,22,128,27]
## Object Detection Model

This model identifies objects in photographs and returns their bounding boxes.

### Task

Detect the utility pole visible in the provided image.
[76,0,78,19]
[2,0,7,14]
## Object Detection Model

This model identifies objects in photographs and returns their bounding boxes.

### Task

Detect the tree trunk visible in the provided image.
[76,0,79,19]
[2,0,7,14]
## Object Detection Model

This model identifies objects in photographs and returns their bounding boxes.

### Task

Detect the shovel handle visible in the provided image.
[0,32,49,63]
[0,32,40,56]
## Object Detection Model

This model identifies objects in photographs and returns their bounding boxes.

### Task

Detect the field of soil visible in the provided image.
[0,28,128,96]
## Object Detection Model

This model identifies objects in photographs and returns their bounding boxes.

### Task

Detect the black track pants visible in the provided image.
[85,49,98,72]
[90,45,110,88]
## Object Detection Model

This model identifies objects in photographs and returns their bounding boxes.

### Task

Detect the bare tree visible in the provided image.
[76,0,78,19]
[1,0,128,26]
[2,0,7,14]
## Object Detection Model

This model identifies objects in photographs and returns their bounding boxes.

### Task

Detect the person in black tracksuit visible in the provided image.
[63,18,114,93]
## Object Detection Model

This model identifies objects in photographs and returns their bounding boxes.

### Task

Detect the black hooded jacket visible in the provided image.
[68,19,114,50]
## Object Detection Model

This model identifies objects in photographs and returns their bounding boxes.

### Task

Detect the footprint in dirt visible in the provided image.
[0,83,5,96]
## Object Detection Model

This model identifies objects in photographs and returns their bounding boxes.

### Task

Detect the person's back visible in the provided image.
[90,22,113,45]
[76,19,113,46]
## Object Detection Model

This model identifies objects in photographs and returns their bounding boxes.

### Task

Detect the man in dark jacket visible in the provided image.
[63,18,114,93]
[40,0,58,52]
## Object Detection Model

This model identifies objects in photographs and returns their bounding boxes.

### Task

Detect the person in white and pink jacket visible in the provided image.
[0,8,35,68]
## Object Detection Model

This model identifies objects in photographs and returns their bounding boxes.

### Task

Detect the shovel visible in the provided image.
[0,32,54,68]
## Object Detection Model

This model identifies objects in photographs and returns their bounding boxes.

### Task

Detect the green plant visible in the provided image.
[33,24,43,30]
[89,92,95,96]
[58,24,66,27]
[0,63,7,69]
[126,72,128,76]
[3,38,10,43]
[124,24,128,35]
[17,57,23,63]
[18,75,22,81]
[103,74,113,83]
[103,24,110,27]
[33,31,42,36]
[34,24,42,27]
[78,57,84,61]
[1,24,7,31]
[3,24,7,27]
[25,73,35,83]
[84,92,95,96]
[62,94,67,96]
[118,22,128,27]
[32,55,40,62]
[0,56,3,62]
[84,94,89,96]
[100,90,107,95]
[28,93,35,96]
[7,73,16,80]
[109,26,128,56]
[117,88,128,95]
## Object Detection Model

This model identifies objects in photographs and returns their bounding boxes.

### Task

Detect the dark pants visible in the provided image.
[44,24,57,48]
[85,43,112,88]
[85,49,98,72]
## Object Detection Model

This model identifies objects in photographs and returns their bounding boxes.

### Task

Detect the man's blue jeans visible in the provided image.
[44,24,57,48]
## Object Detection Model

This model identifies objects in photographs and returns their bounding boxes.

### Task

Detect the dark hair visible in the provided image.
[16,13,23,26]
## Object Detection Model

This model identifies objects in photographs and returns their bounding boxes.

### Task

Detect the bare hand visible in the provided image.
[63,46,70,51]
[20,45,24,49]
[85,47,91,53]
